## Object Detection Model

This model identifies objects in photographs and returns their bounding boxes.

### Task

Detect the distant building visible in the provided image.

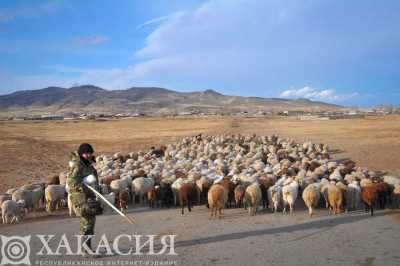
[41,115,64,120]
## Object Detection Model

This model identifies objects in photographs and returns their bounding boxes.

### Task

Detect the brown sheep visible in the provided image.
[374,181,392,209]
[208,184,227,219]
[328,184,343,215]
[100,175,119,188]
[178,183,197,215]
[115,188,130,211]
[362,185,378,216]
[234,184,245,208]
[259,176,274,209]
[222,178,235,208]
[147,188,156,208]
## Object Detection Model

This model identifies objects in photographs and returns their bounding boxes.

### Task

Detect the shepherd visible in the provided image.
[67,143,101,257]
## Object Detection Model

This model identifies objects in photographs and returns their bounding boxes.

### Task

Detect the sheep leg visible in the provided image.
[218,208,223,219]
[187,200,192,213]
[308,206,313,217]
[290,203,294,215]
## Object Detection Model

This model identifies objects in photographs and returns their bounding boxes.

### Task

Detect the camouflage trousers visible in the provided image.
[70,192,96,235]
[80,213,96,235]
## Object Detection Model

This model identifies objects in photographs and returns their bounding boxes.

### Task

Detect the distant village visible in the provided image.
[1,105,399,122]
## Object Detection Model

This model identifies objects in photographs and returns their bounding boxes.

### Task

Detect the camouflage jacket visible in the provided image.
[67,152,98,197]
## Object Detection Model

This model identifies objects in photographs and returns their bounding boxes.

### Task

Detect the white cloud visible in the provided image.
[136,14,175,29]
[280,86,358,101]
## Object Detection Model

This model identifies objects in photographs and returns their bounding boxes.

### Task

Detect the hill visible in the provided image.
[0,85,343,115]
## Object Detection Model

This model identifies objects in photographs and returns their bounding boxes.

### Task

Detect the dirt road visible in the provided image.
[0,206,399,265]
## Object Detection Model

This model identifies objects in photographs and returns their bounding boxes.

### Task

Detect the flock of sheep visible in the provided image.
[1,134,400,224]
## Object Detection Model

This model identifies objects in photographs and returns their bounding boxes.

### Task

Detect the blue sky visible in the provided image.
[0,0,399,107]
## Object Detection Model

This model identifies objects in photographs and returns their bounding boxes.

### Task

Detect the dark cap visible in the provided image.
[78,143,94,155]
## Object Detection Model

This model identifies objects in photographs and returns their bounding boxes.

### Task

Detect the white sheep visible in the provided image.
[346,181,361,211]
[45,185,66,213]
[282,180,299,214]
[0,194,12,209]
[383,175,400,187]
[268,185,282,213]
[110,178,130,194]
[302,183,320,217]
[1,200,25,224]
[131,177,155,205]
[244,182,262,216]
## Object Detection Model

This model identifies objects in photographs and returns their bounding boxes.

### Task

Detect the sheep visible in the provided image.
[116,188,130,211]
[100,175,119,188]
[178,182,197,215]
[45,185,66,213]
[1,200,26,224]
[259,176,274,209]
[336,182,348,209]
[208,184,227,219]
[374,181,392,209]
[244,182,262,216]
[327,184,343,215]
[383,175,400,187]
[196,177,212,204]
[234,184,245,208]
[346,181,361,212]
[12,189,34,211]
[282,180,299,214]
[156,182,174,208]
[5,133,391,220]
[362,185,378,216]
[302,183,320,217]
[222,178,235,208]
[147,188,157,208]
[131,177,154,205]
[320,179,331,208]
[110,178,130,194]
[171,178,191,206]
[268,185,282,213]
[0,194,12,209]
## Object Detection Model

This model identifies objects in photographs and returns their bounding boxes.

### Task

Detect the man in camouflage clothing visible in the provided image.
[67,143,99,257]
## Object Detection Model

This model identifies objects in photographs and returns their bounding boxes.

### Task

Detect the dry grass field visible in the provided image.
[0,115,399,193]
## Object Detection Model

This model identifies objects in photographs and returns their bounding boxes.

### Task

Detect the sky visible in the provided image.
[0,0,399,107]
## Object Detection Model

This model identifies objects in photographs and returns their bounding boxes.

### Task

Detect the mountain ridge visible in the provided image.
[0,85,343,115]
